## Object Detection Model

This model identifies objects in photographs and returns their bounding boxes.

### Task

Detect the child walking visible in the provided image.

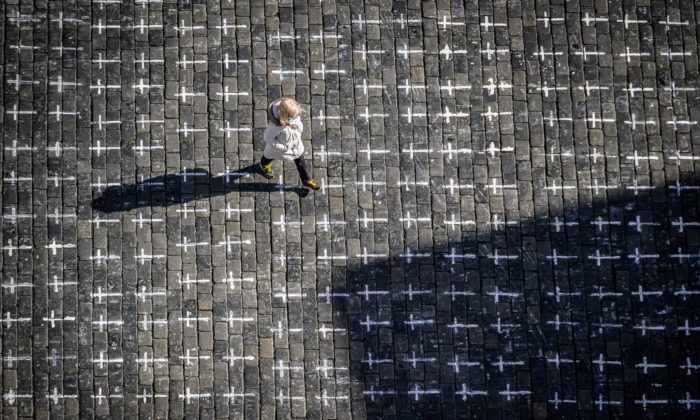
[259,97,320,190]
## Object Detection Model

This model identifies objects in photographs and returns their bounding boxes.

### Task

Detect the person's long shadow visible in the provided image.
[91,164,309,213]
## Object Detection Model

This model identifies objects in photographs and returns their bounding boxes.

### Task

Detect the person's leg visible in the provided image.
[294,156,311,183]
[294,156,319,190]
[259,155,274,178]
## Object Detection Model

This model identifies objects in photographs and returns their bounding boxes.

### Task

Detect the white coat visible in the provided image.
[262,121,304,161]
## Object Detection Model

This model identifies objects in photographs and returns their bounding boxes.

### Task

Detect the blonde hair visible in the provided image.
[268,97,302,128]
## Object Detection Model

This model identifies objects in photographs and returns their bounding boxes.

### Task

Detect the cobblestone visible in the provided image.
[1,0,700,418]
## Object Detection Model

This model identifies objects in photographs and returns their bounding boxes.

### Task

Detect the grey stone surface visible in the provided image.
[1,0,700,418]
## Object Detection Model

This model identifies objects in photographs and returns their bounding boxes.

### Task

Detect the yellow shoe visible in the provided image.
[259,162,274,179]
[303,179,320,190]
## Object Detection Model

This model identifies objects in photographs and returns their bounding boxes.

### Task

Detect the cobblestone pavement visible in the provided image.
[1,0,700,418]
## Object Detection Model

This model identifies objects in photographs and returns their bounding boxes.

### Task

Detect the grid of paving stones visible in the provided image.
[1,0,700,418]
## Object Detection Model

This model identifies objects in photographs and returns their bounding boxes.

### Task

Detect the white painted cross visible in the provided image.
[581,12,608,26]
[404,313,434,331]
[678,319,700,336]
[592,354,622,373]
[134,286,167,302]
[135,52,164,69]
[5,104,37,121]
[49,75,83,93]
[1,277,33,294]
[618,47,651,63]
[355,248,388,265]
[178,349,211,367]
[439,44,468,60]
[492,355,525,372]
[400,106,426,123]
[574,46,606,62]
[271,67,305,81]
[659,16,689,30]
[8,41,41,52]
[92,351,124,369]
[499,384,531,401]
[358,107,390,123]
[351,13,381,30]
[91,52,121,69]
[666,114,698,131]
[6,73,39,90]
[356,210,389,228]
[634,394,668,410]
[316,359,348,378]
[549,392,577,409]
[91,286,122,303]
[176,237,210,253]
[437,106,469,123]
[446,318,478,334]
[221,311,255,329]
[678,392,700,409]
[546,314,579,331]
[399,211,431,229]
[675,284,700,301]
[404,351,437,369]
[46,387,78,405]
[354,174,386,191]
[363,385,395,402]
[480,16,507,31]
[221,53,249,70]
[546,249,578,266]
[543,110,573,127]
[442,286,476,302]
[624,83,654,98]
[624,114,656,131]
[626,178,654,196]
[92,314,124,332]
[396,43,425,60]
[173,19,206,36]
[627,248,660,265]
[313,63,346,80]
[222,386,256,402]
[317,287,350,304]
[490,317,519,333]
[178,311,211,328]
[533,45,563,62]
[3,312,31,329]
[135,351,169,372]
[174,86,206,104]
[530,81,567,98]
[178,273,210,290]
[179,387,211,404]
[43,310,76,328]
[635,356,666,374]
[615,13,648,29]
[546,353,576,368]
[456,385,487,401]
[2,389,32,405]
[4,140,37,157]
[134,248,166,265]
[441,142,472,159]
[592,317,623,334]
[361,350,394,369]
[399,247,432,264]
[216,18,246,36]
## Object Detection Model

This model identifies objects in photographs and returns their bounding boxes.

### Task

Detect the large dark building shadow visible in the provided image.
[328,177,700,418]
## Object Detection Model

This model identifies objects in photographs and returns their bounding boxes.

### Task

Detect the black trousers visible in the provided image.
[261,155,311,182]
